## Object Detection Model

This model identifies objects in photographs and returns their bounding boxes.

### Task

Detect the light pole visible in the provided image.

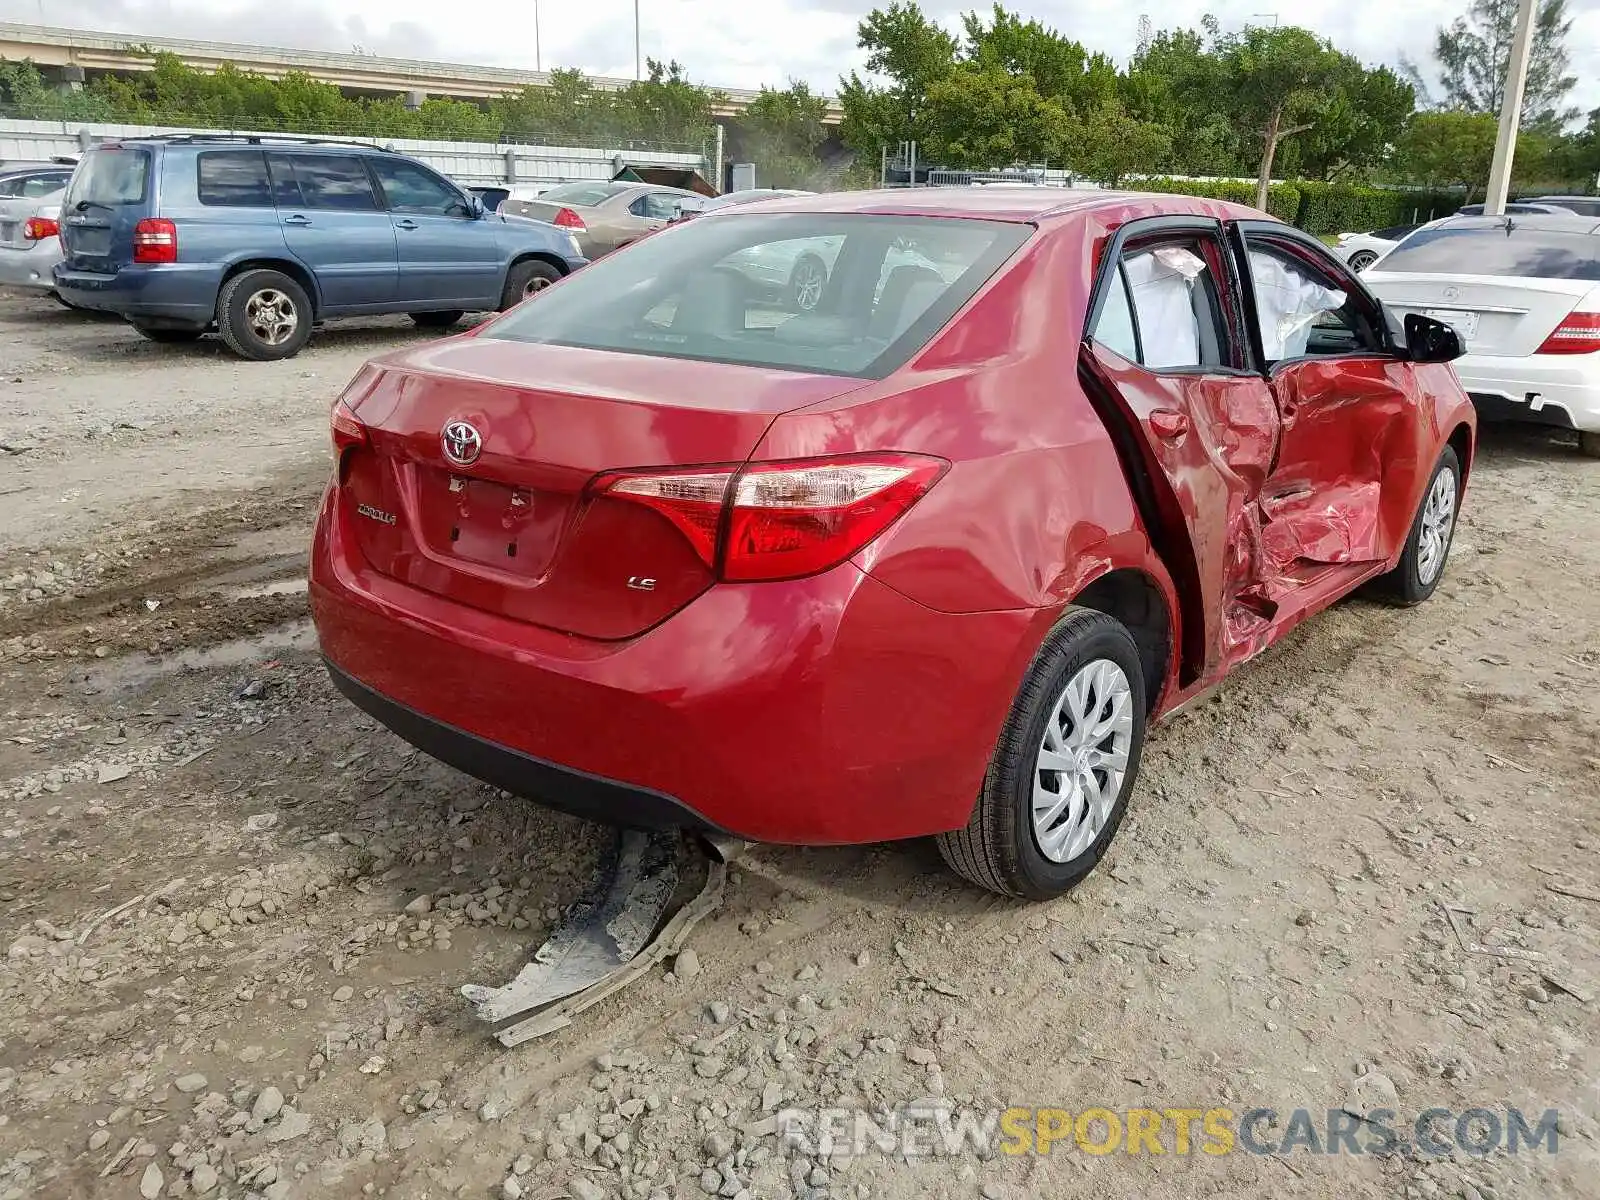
[634,0,641,81]
[535,0,542,72]
[1484,0,1537,217]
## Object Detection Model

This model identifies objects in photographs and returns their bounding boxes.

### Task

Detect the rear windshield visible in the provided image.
[64,148,149,207]
[483,213,1032,378]
[536,182,632,206]
[1371,223,1420,242]
[1376,224,1600,280]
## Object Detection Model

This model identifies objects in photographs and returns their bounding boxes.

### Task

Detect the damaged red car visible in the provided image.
[310,189,1474,899]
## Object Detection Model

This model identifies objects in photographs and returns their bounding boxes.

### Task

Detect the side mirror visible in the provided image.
[1402,313,1464,364]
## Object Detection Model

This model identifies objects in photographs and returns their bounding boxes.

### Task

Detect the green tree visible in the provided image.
[920,65,1073,169]
[1296,62,1416,181]
[738,81,830,188]
[1124,22,1243,175]
[1214,25,1346,210]
[1391,110,1498,200]
[1077,102,1174,186]
[837,0,957,155]
[1411,0,1579,129]
[611,59,720,148]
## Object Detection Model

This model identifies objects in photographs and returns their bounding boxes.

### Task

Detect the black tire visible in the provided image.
[410,310,465,329]
[1347,250,1379,271]
[217,269,313,362]
[1371,445,1462,606]
[786,252,828,312]
[936,607,1148,900]
[131,324,204,344]
[499,260,563,310]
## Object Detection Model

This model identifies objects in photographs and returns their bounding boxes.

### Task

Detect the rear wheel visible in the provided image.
[936,607,1147,900]
[132,324,203,344]
[410,310,465,329]
[217,269,312,361]
[1347,249,1379,271]
[1372,445,1461,605]
[500,260,563,310]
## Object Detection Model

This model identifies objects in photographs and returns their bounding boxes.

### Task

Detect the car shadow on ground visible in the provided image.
[57,320,482,365]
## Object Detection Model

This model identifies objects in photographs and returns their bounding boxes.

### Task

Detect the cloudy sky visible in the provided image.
[3,0,1599,115]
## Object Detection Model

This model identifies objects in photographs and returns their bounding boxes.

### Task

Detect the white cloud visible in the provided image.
[2,0,1597,114]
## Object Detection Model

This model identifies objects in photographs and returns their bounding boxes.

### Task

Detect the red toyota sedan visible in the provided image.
[310,188,1474,899]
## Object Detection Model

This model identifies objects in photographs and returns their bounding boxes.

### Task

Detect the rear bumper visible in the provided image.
[0,244,61,290]
[53,262,221,323]
[324,659,725,833]
[310,483,1040,845]
[1453,351,1600,433]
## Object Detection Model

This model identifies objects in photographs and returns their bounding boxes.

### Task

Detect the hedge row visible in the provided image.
[1128,177,1465,234]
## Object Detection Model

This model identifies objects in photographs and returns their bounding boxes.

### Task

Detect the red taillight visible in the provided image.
[330,398,368,454]
[22,216,59,241]
[1536,310,1600,354]
[132,218,177,264]
[601,453,948,582]
[552,207,586,232]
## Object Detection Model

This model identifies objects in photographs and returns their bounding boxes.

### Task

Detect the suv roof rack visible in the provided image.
[150,133,394,151]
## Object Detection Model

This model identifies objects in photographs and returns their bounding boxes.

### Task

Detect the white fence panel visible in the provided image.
[0,117,706,187]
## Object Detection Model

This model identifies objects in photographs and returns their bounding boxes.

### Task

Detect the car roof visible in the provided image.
[711,186,1267,225]
[97,136,392,155]
[1426,213,1600,236]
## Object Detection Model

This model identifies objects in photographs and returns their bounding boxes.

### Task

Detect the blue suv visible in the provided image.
[54,136,588,360]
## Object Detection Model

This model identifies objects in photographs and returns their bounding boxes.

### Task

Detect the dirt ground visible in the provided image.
[1,289,1597,1200]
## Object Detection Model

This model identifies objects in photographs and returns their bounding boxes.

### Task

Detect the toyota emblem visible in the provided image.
[441,419,483,467]
[1442,285,1461,301]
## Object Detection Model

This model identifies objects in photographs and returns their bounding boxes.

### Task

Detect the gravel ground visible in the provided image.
[1,288,1597,1200]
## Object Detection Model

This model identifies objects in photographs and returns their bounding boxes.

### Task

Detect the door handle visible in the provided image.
[1149,409,1190,440]
[395,218,419,231]
[282,214,311,227]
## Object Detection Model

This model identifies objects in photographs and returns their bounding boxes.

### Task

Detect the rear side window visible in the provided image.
[537,182,630,207]
[64,149,149,207]
[1377,225,1600,280]
[269,154,378,211]
[1090,240,1228,371]
[484,213,1029,379]
[197,151,274,207]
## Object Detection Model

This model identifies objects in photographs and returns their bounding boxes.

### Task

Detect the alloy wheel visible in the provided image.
[245,288,299,346]
[1031,658,1135,863]
[1416,465,1457,586]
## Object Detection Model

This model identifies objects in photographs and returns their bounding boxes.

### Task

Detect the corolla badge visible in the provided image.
[441,419,483,467]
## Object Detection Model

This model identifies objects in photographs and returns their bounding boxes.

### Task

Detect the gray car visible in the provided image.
[0,184,67,298]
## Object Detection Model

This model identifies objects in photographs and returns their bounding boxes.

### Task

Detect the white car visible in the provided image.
[0,185,67,298]
[1363,213,1600,456]
[1329,223,1421,271]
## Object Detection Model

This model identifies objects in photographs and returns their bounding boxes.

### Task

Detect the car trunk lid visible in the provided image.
[338,337,869,639]
[59,147,151,274]
[1365,272,1598,357]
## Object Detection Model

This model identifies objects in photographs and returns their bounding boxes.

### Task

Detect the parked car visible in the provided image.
[53,136,588,360]
[310,188,1475,899]
[467,183,550,213]
[0,183,68,299]
[0,160,76,199]
[1363,213,1600,456]
[1526,195,1600,218]
[498,180,700,259]
[1329,222,1422,271]
[702,188,815,210]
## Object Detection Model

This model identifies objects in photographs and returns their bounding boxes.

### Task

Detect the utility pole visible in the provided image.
[634,0,641,81]
[1484,0,1537,217]
[534,0,542,72]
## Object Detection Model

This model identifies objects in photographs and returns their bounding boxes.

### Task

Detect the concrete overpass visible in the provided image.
[0,22,844,124]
